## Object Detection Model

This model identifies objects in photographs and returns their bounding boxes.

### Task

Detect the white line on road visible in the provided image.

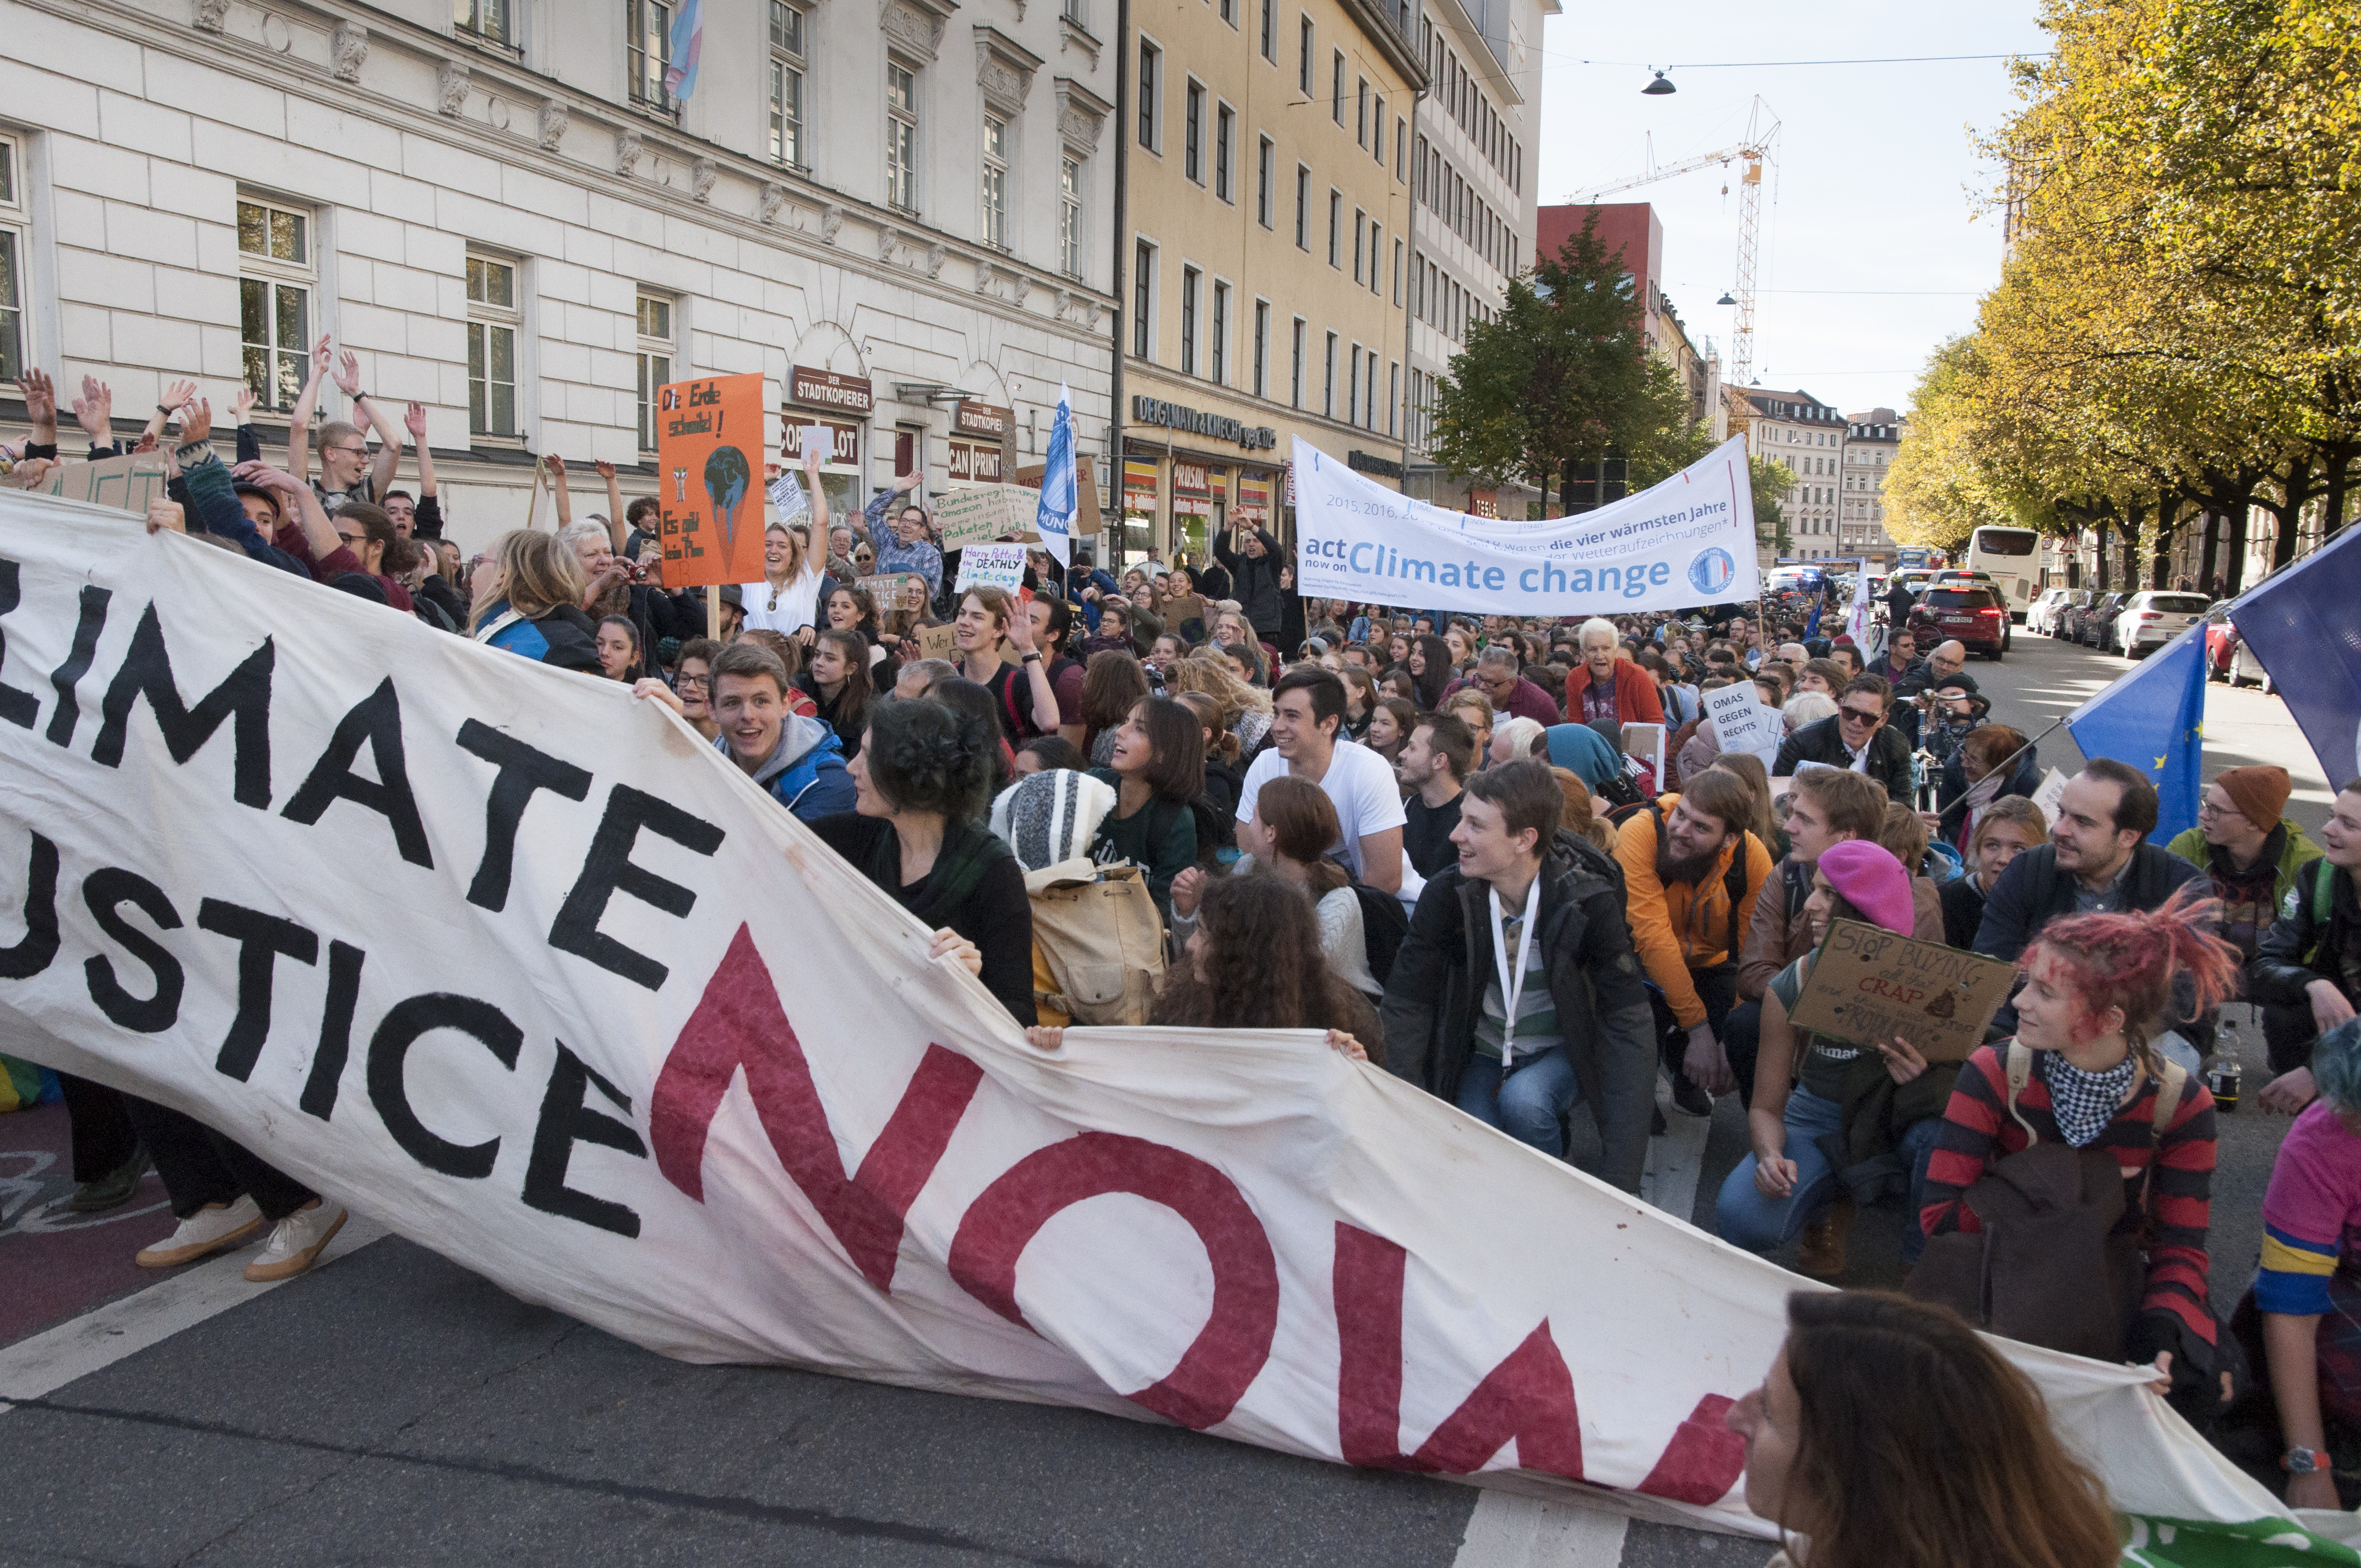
[1452,1490,1630,1568]
[0,1215,388,1412]
[1642,1081,1712,1227]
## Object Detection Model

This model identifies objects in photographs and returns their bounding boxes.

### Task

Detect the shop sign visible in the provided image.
[790,365,874,415]
[1130,395,1277,451]
[1122,458,1160,509]
[947,440,1004,484]
[1234,472,1272,524]
[1348,449,1403,480]
[956,400,1013,439]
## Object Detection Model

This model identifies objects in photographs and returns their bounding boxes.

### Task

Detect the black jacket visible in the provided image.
[1772,714,1913,804]
[1378,831,1657,1192]
[1973,841,2208,1036]
[2250,858,2361,1009]
[1935,741,2042,822]
[810,814,1036,1026]
[1214,527,1286,639]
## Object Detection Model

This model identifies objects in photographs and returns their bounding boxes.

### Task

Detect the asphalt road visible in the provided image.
[0,626,2327,1567]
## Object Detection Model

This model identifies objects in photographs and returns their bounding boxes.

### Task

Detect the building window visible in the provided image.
[1256,136,1275,227]
[1323,330,1336,417]
[635,293,673,452]
[1291,317,1305,409]
[1184,80,1204,183]
[1367,221,1381,293]
[1133,239,1155,357]
[1179,266,1199,376]
[1331,51,1345,124]
[627,0,673,111]
[1260,0,1274,61]
[1351,208,1364,282]
[885,56,920,210]
[1253,299,1269,398]
[769,2,806,167]
[1387,361,1399,435]
[1064,0,1086,21]
[1395,116,1406,180]
[1373,95,1386,163]
[1210,281,1228,385]
[1392,237,1402,304]
[1294,164,1310,249]
[455,0,510,45]
[981,113,1009,248]
[1327,188,1341,268]
[0,138,19,381]
[1356,78,1368,146]
[1366,352,1378,431]
[1060,156,1085,279]
[465,252,519,438]
[1297,15,1313,95]
[1138,39,1161,150]
[1348,344,1361,424]
[1215,103,1234,202]
[236,196,313,411]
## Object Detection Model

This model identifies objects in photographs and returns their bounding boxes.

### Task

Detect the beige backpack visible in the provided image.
[1025,857,1167,1025]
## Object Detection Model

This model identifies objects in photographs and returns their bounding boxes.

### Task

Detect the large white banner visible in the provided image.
[1291,437,1760,616]
[0,493,2324,1551]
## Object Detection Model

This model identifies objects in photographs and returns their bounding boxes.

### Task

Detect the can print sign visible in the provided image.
[655,372,767,588]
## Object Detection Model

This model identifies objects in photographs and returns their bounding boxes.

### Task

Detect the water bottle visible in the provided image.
[2207,1018,2243,1113]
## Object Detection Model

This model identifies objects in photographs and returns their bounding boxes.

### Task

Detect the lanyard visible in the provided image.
[1489,875,1542,1070]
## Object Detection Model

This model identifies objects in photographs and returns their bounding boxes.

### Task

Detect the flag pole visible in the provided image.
[1927,715,2068,825]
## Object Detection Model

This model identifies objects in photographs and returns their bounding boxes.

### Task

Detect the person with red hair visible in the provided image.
[1916,888,2242,1415]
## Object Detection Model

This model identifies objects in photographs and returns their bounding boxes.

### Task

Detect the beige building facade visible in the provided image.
[1115,0,1423,567]
[1840,407,1904,565]
[1746,387,1845,562]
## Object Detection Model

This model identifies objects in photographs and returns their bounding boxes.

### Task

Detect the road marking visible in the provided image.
[1642,1080,1711,1227]
[1452,1490,1629,1567]
[0,1213,388,1412]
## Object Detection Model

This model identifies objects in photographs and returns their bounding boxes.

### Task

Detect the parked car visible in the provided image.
[2076,591,2128,648]
[2109,591,2211,658]
[2060,591,2113,645]
[2204,605,2276,692]
[1908,585,2010,660]
[2027,587,2080,635]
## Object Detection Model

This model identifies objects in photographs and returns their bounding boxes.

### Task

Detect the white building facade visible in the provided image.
[1746,386,1845,561]
[0,0,1118,543]
[1400,0,1548,517]
[1840,407,1903,566]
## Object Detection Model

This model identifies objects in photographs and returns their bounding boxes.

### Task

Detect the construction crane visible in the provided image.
[1576,98,1780,410]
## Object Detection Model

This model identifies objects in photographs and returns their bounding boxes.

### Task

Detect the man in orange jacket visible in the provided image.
[1613,768,1775,1117]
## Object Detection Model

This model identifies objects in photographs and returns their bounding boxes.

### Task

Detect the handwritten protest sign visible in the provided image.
[2031,767,2069,826]
[23,452,172,515]
[654,372,766,586]
[953,542,1030,593]
[915,622,959,661]
[934,484,1037,549]
[1788,919,2016,1063]
[1705,683,1781,764]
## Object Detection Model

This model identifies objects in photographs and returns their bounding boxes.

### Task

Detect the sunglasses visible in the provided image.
[1838,705,1883,725]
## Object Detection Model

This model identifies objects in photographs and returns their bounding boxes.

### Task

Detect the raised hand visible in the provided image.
[73,375,113,441]
[404,400,428,440]
[17,369,56,429]
[593,459,616,481]
[176,398,214,447]
[544,451,568,480]
[233,459,306,497]
[311,334,334,377]
[231,384,258,424]
[144,497,186,535]
[332,348,362,398]
[159,378,198,417]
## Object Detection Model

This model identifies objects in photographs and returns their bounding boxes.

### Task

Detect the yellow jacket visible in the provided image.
[1613,794,1774,1028]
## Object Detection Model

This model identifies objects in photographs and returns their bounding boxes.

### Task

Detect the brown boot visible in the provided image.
[1794,1197,1856,1280]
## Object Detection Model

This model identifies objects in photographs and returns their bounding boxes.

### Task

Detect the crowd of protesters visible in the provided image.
[19,360,2361,1530]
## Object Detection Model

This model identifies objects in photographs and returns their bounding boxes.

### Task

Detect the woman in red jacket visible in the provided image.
[1566,616,1665,727]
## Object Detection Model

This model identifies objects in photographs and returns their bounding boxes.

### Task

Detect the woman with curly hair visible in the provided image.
[1728,1291,2120,1568]
[810,697,1035,1023]
[1164,652,1274,757]
[821,582,888,666]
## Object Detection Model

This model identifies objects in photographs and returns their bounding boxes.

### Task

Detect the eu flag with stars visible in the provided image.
[2064,625,2207,841]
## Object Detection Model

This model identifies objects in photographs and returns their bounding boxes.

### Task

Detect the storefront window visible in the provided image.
[1120,455,1160,567]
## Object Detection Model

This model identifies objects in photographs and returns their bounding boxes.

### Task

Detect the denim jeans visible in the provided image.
[1457,1050,1582,1158]
[1715,1086,1945,1264]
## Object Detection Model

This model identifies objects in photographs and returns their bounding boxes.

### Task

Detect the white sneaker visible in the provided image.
[243,1201,347,1283]
[135,1196,264,1268]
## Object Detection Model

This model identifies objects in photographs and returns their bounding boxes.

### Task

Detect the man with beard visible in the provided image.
[1614,769,1775,1116]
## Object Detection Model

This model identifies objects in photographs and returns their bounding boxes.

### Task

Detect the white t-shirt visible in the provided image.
[1236,737,1408,881]
[739,566,826,635]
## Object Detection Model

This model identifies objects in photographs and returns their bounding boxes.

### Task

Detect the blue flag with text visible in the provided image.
[2064,626,2208,842]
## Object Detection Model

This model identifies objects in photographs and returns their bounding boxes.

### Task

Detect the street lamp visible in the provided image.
[1716,291,1736,306]
[1641,70,1676,96]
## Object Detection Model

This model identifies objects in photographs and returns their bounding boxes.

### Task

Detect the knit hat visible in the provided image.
[1818,840,1914,935]
[988,768,1116,873]
[2216,765,2291,831]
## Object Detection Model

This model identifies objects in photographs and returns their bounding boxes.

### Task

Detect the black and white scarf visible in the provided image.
[2043,1051,2139,1148]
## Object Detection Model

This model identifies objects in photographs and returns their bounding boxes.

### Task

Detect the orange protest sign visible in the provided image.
[654,372,766,587]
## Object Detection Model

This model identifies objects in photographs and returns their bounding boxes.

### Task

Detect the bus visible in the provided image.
[1964,526,2042,622]
[1895,546,1940,571]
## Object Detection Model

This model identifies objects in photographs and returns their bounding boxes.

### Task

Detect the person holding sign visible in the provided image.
[1715,841,1931,1277]
[861,471,944,600]
[740,446,831,637]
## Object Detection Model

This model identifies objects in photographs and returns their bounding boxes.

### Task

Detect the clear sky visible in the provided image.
[1531,2,2052,418]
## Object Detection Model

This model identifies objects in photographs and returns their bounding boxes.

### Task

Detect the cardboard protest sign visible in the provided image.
[857,574,907,610]
[23,452,172,514]
[934,484,1037,550]
[0,486,2332,1563]
[2031,767,2069,826]
[654,372,766,586]
[1016,461,1103,535]
[1162,593,1209,639]
[953,542,1030,594]
[915,622,959,661]
[1704,683,1780,764]
[1787,919,2017,1063]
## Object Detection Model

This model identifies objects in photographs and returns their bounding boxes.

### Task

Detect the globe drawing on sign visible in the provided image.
[705,445,752,556]
[1689,547,1737,596]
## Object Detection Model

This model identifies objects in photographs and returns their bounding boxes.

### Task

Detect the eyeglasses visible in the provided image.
[326,444,368,458]
[335,531,366,547]
[677,674,709,689]
[467,554,496,570]
[1838,705,1884,726]
[2197,798,2238,819]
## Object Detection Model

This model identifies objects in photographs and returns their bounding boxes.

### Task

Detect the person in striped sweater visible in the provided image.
[1920,888,2241,1409]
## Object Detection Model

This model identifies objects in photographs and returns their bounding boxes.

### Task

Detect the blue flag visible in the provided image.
[1034,383,1075,570]
[2229,524,2361,790]
[2063,625,2207,841]
[663,0,704,102]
